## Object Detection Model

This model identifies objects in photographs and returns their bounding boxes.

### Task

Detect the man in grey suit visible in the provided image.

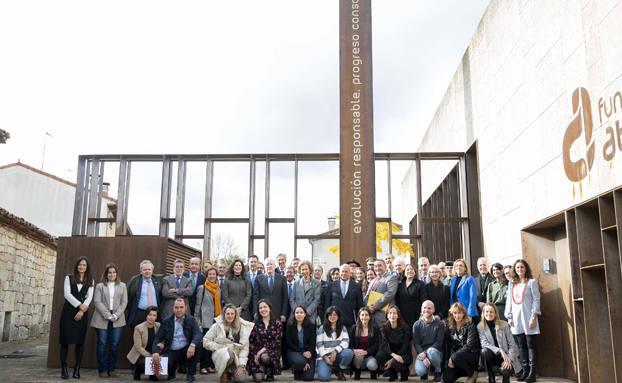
[365,259,399,324]
[161,259,193,319]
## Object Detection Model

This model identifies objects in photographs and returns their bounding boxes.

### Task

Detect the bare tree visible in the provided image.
[210,233,241,265]
[0,129,9,144]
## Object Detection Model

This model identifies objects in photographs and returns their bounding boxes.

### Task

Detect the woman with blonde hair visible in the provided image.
[477,303,520,383]
[203,304,254,383]
[290,260,322,324]
[449,259,478,319]
[443,303,480,383]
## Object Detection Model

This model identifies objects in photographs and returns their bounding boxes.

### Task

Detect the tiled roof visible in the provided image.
[0,207,57,249]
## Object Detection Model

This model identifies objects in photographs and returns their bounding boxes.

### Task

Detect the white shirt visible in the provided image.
[107,282,116,310]
[63,275,94,308]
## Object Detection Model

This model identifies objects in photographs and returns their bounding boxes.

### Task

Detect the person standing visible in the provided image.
[247,255,262,290]
[422,265,450,319]
[474,257,494,317]
[161,259,193,319]
[59,256,94,379]
[324,264,364,327]
[184,257,206,315]
[412,301,445,382]
[290,261,322,325]
[395,263,424,329]
[223,259,253,321]
[505,259,540,383]
[486,263,508,320]
[276,254,287,275]
[418,257,430,284]
[217,261,228,291]
[376,305,412,382]
[365,259,399,324]
[90,263,128,378]
[127,306,160,381]
[247,299,283,382]
[195,266,220,374]
[151,298,203,382]
[252,258,288,323]
[127,260,162,328]
[282,266,297,369]
[449,259,478,320]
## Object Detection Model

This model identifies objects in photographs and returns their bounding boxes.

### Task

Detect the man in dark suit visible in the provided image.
[127,260,163,327]
[183,257,206,315]
[152,298,202,382]
[161,259,194,319]
[275,253,287,275]
[252,258,288,322]
[474,257,494,312]
[324,264,364,327]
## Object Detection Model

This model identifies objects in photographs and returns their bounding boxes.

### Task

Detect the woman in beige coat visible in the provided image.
[203,304,254,383]
[90,263,128,378]
[127,306,160,381]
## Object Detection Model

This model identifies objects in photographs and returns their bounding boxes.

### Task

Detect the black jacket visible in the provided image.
[395,279,424,329]
[182,271,206,315]
[126,274,163,326]
[474,273,494,304]
[152,314,202,354]
[348,324,381,357]
[285,321,316,355]
[323,280,364,326]
[422,281,450,319]
[445,321,481,359]
[252,273,289,318]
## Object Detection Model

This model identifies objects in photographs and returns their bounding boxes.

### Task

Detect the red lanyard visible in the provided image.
[512,282,528,305]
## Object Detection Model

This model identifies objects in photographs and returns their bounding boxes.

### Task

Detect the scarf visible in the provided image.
[204,279,222,317]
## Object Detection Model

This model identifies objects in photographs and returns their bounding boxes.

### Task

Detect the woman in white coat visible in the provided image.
[477,303,520,383]
[504,259,540,383]
[203,304,254,383]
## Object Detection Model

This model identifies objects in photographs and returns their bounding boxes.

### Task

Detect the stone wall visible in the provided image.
[0,211,56,342]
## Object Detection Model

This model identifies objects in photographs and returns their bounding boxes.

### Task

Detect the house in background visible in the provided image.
[0,162,117,237]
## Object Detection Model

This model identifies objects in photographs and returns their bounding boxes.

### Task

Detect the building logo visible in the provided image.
[563,87,595,182]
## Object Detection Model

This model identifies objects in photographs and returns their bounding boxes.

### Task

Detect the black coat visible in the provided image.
[152,314,202,354]
[422,281,450,319]
[474,273,494,305]
[126,274,163,326]
[395,279,424,329]
[323,279,364,326]
[182,271,206,315]
[445,321,481,360]
[252,273,289,318]
[378,324,413,366]
[285,321,316,355]
[348,324,381,357]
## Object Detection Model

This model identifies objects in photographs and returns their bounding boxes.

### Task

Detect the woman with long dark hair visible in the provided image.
[327,268,340,283]
[505,259,540,382]
[376,305,412,382]
[127,306,160,381]
[285,305,316,381]
[349,307,379,380]
[59,256,94,379]
[223,259,252,321]
[316,306,354,381]
[443,303,480,383]
[247,299,283,382]
[90,263,127,378]
[395,264,424,329]
[486,263,508,320]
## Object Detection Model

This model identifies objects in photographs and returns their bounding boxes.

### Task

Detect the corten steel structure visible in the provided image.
[71,152,472,266]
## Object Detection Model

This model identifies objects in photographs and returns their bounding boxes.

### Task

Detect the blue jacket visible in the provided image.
[449,275,478,317]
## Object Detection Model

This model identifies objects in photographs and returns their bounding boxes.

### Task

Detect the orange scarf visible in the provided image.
[205,279,221,317]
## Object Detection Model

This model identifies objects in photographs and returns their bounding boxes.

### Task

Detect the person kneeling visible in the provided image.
[316,306,354,381]
[478,303,520,383]
[412,300,445,382]
[247,299,283,382]
[285,306,316,381]
[349,307,380,380]
[151,298,202,382]
[203,304,254,383]
[377,305,412,382]
[443,303,480,383]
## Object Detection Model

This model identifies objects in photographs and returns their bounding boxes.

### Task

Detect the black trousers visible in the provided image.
[200,328,215,370]
[443,351,479,383]
[163,346,198,378]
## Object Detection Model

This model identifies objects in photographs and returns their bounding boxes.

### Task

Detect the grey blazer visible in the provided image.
[90,282,128,329]
[194,284,216,329]
[504,279,541,335]
[365,272,399,323]
[477,320,522,374]
[222,276,252,321]
[161,274,193,319]
[290,277,322,323]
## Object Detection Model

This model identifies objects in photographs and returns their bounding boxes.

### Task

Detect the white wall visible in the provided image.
[402,0,622,266]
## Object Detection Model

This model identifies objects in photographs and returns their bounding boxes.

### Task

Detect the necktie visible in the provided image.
[219,277,223,289]
[191,274,196,289]
[288,283,293,298]
[146,279,154,306]
[341,281,347,298]
[269,276,274,291]
[176,277,180,289]
[251,273,256,285]
[371,277,380,291]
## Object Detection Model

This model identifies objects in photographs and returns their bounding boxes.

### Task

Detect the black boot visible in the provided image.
[72,363,81,379]
[354,369,361,380]
[61,363,69,379]
[399,370,409,381]
[488,369,496,383]
[133,365,142,381]
[370,371,378,380]
[388,369,398,382]
[525,349,537,383]
[500,369,511,383]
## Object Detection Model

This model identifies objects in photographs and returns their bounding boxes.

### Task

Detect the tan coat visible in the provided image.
[126,321,161,364]
[90,282,128,329]
[202,317,254,377]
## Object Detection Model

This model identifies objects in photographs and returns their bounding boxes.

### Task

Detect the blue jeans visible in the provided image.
[95,323,123,372]
[414,347,442,376]
[316,348,354,381]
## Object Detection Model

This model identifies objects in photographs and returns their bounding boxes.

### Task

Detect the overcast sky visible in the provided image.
[0,0,490,259]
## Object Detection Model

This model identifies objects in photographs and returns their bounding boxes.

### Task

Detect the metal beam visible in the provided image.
[264,158,270,260]
[248,160,256,258]
[86,159,101,236]
[115,159,129,235]
[175,160,187,240]
[415,155,423,259]
[159,158,173,236]
[458,156,471,264]
[72,156,88,235]
[204,160,214,260]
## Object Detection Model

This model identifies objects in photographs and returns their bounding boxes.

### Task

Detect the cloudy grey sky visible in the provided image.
[0,0,490,258]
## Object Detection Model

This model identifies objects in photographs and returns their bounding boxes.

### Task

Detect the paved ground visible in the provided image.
[0,337,576,383]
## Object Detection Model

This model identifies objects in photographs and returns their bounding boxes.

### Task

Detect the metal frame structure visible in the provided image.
[71,152,471,261]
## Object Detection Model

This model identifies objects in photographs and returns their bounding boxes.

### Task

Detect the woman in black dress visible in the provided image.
[395,264,424,329]
[59,256,94,379]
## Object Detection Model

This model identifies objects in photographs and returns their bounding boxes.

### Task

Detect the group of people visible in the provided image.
[58,253,541,383]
